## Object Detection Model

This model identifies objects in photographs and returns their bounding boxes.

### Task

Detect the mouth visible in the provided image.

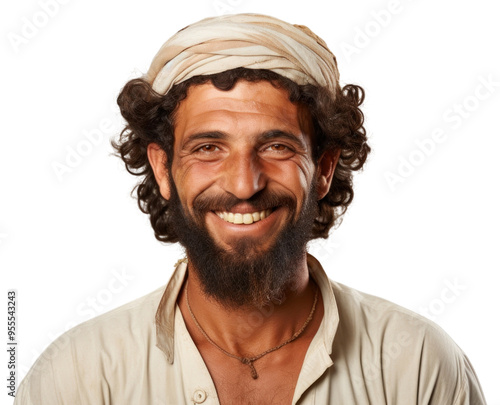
[214,209,273,225]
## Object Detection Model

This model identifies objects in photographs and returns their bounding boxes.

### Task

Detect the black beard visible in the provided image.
[168,177,318,309]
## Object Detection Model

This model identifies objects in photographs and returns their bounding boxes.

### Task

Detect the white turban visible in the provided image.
[146,13,340,98]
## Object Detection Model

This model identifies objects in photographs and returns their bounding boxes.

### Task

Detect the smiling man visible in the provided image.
[150,79,328,312]
[15,13,485,405]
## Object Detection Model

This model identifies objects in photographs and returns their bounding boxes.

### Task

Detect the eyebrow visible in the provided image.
[181,131,228,149]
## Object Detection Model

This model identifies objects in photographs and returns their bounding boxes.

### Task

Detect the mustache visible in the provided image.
[192,189,296,213]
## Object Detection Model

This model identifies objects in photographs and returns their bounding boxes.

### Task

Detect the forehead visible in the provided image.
[173,80,313,141]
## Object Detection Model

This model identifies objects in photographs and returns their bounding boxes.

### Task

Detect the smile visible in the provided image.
[215,209,273,225]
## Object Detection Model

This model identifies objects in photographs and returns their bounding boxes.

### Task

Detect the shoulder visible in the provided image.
[51,284,165,355]
[328,280,485,404]
[330,279,435,336]
[15,286,166,405]
[329,278,462,362]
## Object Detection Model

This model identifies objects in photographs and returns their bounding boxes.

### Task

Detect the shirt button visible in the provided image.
[193,389,207,403]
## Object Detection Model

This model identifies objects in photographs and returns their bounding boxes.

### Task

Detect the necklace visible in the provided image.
[185,280,319,379]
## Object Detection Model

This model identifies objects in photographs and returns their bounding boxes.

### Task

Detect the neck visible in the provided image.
[179,253,319,357]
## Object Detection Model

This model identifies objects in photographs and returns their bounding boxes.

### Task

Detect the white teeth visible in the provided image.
[234,213,243,224]
[243,213,253,224]
[215,209,273,225]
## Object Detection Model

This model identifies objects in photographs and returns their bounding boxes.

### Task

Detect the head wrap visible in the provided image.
[146,13,340,98]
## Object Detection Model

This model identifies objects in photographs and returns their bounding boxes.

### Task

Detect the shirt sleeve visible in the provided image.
[13,333,84,405]
[14,354,59,405]
[409,324,486,405]
[450,354,486,405]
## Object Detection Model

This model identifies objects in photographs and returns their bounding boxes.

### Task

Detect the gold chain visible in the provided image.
[185,280,319,379]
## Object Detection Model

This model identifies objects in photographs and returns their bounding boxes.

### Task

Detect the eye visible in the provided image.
[268,144,288,152]
[263,143,295,154]
[196,144,219,153]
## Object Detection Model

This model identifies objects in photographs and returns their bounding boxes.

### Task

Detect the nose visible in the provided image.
[220,151,266,200]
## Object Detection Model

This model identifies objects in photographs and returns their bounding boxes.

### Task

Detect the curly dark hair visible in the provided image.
[113,68,370,243]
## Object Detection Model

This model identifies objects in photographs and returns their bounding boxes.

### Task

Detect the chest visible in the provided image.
[199,340,309,405]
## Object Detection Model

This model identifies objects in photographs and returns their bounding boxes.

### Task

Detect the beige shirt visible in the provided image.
[15,255,486,404]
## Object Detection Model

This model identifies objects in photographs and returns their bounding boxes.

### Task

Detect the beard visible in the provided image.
[168,176,318,309]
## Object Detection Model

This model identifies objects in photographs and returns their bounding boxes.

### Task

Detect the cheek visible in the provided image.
[172,161,221,206]
[265,160,315,196]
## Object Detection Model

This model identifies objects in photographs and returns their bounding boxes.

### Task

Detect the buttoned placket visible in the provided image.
[155,256,339,405]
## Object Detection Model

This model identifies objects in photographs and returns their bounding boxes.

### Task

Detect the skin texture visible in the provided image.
[148,80,339,404]
[149,81,336,252]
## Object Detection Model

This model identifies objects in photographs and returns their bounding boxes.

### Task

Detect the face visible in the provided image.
[172,80,317,247]
[149,80,336,307]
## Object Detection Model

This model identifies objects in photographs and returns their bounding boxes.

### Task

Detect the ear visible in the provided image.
[147,143,171,200]
[316,149,340,200]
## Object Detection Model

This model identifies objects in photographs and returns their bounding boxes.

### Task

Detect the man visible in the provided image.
[15,13,485,404]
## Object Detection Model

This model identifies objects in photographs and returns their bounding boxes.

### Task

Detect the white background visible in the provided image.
[2,0,499,403]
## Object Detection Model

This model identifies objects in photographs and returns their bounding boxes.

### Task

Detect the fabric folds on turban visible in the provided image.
[146,13,340,97]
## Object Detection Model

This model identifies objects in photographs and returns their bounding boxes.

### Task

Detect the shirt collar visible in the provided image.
[307,253,339,355]
[155,258,188,363]
[155,254,339,363]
